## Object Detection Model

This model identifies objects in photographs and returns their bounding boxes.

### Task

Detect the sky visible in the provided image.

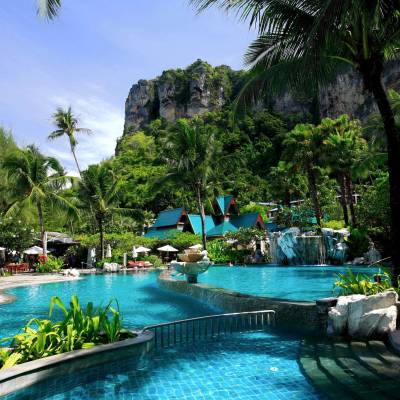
[0,0,254,175]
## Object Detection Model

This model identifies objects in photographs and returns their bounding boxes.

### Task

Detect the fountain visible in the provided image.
[171,249,211,283]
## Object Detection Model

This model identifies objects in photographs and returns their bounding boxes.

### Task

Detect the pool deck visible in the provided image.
[0,274,81,305]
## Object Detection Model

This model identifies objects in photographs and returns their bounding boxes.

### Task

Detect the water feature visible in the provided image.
[269,227,349,265]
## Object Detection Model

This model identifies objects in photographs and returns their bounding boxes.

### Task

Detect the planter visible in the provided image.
[0,330,154,397]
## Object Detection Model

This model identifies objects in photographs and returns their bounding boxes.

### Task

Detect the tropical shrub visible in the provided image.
[207,239,249,263]
[143,255,162,268]
[37,255,64,273]
[322,220,346,230]
[334,269,393,296]
[0,296,135,369]
[347,228,370,259]
[0,217,36,255]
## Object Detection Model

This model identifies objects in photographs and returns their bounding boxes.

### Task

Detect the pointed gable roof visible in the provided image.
[230,213,265,230]
[206,220,238,237]
[152,207,185,228]
[187,214,216,235]
[214,195,237,215]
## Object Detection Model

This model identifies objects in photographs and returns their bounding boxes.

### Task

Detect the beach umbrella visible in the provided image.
[123,253,127,267]
[132,246,138,259]
[24,246,49,255]
[106,244,112,258]
[189,244,203,250]
[0,247,5,251]
[43,231,48,255]
[157,245,178,261]
[135,246,151,253]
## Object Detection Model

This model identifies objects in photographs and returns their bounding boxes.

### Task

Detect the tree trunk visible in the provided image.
[284,190,291,208]
[37,202,46,255]
[307,167,322,226]
[195,186,207,250]
[368,67,400,286]
[71,148,82,177]
[345,172,356,226]
[339,173,349,226]
[98,217,104,260]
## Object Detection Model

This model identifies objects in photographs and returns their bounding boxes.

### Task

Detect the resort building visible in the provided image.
[145,195,265,239]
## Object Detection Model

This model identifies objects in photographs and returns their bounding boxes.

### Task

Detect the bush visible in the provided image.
[37,256,64,273]
[322,220,345,230]
[207,239,250,263]
[0,296,135,370]
[347,228,370,259]
[144,255,162,268]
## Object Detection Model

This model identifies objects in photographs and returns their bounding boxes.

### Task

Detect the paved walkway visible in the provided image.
[300,336,400,399]
[0,274,80,305]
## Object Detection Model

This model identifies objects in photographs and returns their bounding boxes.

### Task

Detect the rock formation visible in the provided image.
[124,60,400,136]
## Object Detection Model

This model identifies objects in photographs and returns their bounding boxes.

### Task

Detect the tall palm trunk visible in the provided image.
[307,167,322,226]
[97,217,105,260]
[367,63,400,286]
[37,202,46,255]
[345,172,356,226]
[339,173,349,226]
[71,147,82,177]
[195,186,207,250]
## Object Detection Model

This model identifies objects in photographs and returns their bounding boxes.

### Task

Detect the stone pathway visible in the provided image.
[300,336,400,399]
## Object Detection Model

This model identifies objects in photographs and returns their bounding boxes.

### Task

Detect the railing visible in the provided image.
[143,310,276,349]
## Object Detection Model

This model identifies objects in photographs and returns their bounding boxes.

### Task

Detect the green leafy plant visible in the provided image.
[334,269,393,296]
[37,255,64,273]
[143,255,162,268]
[0,296,135,369]
[347,228,370,259]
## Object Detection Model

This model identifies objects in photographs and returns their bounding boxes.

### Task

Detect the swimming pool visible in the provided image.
[0,272,220,339]
[195,265,379,301]
[3,331,324,400]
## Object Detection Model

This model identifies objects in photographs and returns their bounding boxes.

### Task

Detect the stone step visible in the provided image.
[300,337,400,400]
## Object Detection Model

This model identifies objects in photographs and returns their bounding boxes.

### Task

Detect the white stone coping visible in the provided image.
[0,330,154,396]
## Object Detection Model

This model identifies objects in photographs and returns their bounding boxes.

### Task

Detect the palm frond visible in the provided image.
[37,0,61,20]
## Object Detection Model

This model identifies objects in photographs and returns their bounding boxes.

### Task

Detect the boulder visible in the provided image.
[328,291,398,339]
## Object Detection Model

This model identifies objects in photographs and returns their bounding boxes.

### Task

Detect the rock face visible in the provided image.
[328,291,398,339]
[124,60,400,136]
[124,60,236,133]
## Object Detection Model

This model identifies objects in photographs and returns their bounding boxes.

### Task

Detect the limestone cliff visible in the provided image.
[124,59,400,135]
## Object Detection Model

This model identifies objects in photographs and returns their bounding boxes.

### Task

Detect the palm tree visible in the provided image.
[49,107,92,177]
[282,124,325,226]
[192,0,400,284]
[78,164,132,259]
[37,0,61,19]
[3,146,76,252]
[161,118,218,249]
[321,115,368,226]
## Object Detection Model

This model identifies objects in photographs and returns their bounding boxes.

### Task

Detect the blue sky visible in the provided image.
[0,0,254,174]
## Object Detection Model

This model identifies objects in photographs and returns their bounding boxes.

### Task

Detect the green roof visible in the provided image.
[215,195,234,215]
[152,208,184,228]
[206,220,238,237]
[187,214,216,235]
[231,213,263,229]
[144,228,180,239]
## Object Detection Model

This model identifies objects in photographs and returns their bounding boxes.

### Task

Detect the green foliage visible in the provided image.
[37,255,64,273]
[275,202,317,228]
[0,296,134,369]
[226,227,268,246]
[334,269,394,296]
[0,217,36,254]
[207,239,249,263]
[143,255,162,268]
[347,228,370,259]
[322,220,346,230]
[240,203,268,221]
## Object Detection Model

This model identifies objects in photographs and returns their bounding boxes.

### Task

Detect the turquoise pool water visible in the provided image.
[195,265,379,301]
[4,331,324,400]
[0,272,220,339]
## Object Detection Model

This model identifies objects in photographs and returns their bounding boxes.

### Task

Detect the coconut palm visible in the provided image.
[78,164,133,259]
[37,0,61,19]
[49,107,92,177]
[321,115,368,226]
[282,123,326,226]
[3,146,76,252]
[192,0,400,284]
[161,118,219,249]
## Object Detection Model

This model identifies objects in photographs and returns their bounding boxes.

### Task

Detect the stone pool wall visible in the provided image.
[0,331,154,397]
[158,272,327,334]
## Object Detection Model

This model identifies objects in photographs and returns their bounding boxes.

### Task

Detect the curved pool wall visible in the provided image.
[0,330,154,397]
[158,271,326,334]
